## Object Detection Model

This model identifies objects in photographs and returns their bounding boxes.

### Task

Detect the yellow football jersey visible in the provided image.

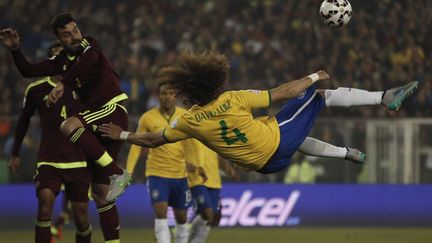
[126,107,188,178]
[186,140,221,189]
[164,90,280,171]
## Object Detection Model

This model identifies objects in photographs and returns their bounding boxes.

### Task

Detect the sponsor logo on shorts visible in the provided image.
[197,195,206,205]
[151,189,159,200]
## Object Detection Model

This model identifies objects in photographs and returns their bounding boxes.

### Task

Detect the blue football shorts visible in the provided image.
[257,85,325,174]
[147,176,191,209]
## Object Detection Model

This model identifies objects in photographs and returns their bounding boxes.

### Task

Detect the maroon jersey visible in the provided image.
[12,77,85,163]
[11,36,126,110]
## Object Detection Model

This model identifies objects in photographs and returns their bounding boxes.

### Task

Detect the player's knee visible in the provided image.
[153,205,168,218]
[205,216,214,226]
[201,209,214,225]
[91,183,114,206]
[74,213,89,228]
[60,117,83,136]
[37,189,55,204]
[175,214,188,224]
[91,191,107,206]
[37,207,52,220]
[74,214,89,230]
[211,212,222,227]
[37,201,54,219]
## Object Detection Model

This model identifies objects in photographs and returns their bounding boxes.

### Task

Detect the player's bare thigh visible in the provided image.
[60,116,84,136]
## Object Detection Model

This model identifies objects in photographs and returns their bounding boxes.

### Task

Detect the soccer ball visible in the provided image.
[319,0,352,28]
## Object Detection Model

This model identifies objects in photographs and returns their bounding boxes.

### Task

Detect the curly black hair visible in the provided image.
[157,51,230,106]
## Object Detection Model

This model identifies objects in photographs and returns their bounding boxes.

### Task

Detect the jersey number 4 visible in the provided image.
[60,105,68,119]
[219,120,248,145]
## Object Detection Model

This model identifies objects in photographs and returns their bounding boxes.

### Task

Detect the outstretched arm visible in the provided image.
[125,116,149,174]
[9,91,37,176]
[99,123,167,148]
[270,70,329,103]
[1,28,60,77]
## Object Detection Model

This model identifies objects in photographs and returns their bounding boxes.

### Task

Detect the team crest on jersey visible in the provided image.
[170,119,178,128]
[297,90,307,99]
[151,189,159,200]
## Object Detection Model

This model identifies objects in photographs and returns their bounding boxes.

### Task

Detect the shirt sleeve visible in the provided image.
[136,114,149,133]
[235,90,271,110]
[11,89,37,156]
[163,117,191,143]
[11,49,61,78]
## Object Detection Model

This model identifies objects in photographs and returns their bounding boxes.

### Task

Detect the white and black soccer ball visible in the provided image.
[319,0,352,28]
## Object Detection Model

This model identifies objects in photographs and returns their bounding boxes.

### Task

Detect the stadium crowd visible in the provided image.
[0,0,431,182]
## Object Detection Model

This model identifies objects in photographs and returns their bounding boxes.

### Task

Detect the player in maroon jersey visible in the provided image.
[1,13,129,242]
[8,42,91,243]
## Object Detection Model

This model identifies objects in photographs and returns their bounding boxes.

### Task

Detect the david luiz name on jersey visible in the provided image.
[194,100,232,122]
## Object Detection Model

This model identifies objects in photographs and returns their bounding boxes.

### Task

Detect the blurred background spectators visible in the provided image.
[0,0,431,183]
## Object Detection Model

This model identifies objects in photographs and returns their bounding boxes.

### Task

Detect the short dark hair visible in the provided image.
[50,13,75,36]
[156,80,173,94]
[47,40,62,58]
[156,51,229,106]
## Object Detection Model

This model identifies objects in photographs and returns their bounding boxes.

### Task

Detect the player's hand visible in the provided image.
[8,156,21,176]
[47,82,64,106]
[186,163,196,173]
[99,123,123,140]
[197,167,208,183]
[0,28,20,50]
[223,164,237,180]
[317,70,329,80]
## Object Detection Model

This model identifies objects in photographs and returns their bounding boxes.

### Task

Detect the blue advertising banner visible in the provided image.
[1,184,431,229]
[218,184,432,227]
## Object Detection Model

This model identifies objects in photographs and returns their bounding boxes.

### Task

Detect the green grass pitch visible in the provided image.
[2,227,432,243]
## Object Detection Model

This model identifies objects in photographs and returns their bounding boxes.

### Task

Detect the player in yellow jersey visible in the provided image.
[186,140,236,243]
[100,51,418,175]
[125,81,205,243]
